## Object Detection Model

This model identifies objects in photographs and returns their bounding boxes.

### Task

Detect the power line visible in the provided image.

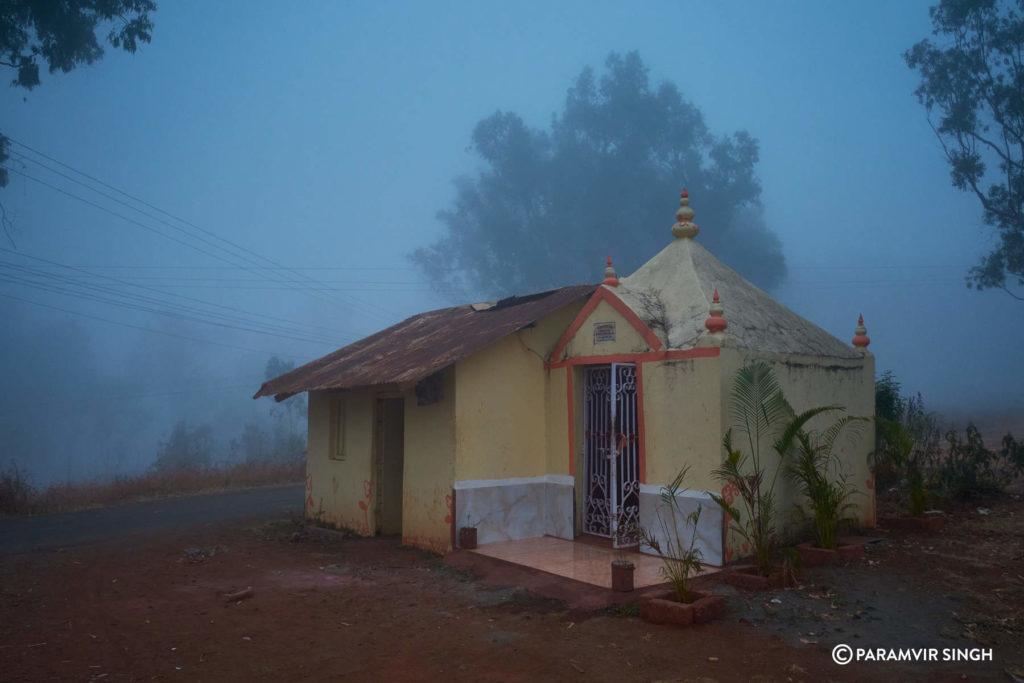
[0,265,340,346]
[0,261,317,339]
[0,247,359,341]
[0,380,259,419]
[0,291,318,357]
[5,139,405,321]
[6,264,427,271]
[15,275,428,284]
[61,284,458,292]
[3,164,401,326]
[4,167,249,265]
[7,151,356,311]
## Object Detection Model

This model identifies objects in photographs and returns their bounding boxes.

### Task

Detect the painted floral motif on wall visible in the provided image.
[357,479,372,534]
[305,473,315,513]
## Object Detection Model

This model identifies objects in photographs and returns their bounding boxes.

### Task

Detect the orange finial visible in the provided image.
[602,254,619,287]
[852,313,870,350]
[672,189,699,239]
[705,288,727,333]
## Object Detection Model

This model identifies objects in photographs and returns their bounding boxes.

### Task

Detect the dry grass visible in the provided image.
[1,458,304,516]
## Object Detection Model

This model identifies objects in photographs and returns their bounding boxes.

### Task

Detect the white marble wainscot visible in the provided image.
[543,475,574,539]
[454,475,574,546]
[637,485,724,566]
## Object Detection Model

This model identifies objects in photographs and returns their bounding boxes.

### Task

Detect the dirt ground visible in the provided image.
[2,496,1022,682]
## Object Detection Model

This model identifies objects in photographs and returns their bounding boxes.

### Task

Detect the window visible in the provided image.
[328,397,345,461]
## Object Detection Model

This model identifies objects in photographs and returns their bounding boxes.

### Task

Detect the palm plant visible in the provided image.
[710,362,840,576]
[787,415,867,549]
[637,466,704,603]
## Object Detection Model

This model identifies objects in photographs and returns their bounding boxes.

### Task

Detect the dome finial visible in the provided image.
[602,254,619,287]
[671,188,699,239]
[705,288,727,333]
[852,313,870,350]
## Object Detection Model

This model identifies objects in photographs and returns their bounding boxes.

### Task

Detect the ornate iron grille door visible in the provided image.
[583,366,611,537]
[582,364,640,547]
[613,363,640,547]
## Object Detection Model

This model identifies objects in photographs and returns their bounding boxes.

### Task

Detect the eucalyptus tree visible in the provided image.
[414,51,786,298]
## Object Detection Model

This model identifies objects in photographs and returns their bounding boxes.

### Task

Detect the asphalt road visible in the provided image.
[0,484,304,555]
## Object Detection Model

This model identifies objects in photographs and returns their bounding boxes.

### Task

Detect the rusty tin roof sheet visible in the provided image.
[254,283,597,401]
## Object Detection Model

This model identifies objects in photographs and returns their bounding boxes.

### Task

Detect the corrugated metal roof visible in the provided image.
[253,284,597,401]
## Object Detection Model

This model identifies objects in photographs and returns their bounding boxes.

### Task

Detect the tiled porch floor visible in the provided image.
[470,536,717,590]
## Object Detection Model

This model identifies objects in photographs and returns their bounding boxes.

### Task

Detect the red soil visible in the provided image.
[1,498,1021,682]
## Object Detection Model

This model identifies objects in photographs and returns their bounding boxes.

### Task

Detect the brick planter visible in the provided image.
[611,560,635,592]
[796,541,865,567]
[639,590,726,627]
[720,564,799,591]
[836,542,865,560]
[882,515,945,533]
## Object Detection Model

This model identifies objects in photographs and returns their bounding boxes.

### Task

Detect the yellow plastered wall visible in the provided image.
[716,348,876,562]
[535,301,586,480]
[562,298,651,357]
[771,352,876,529]
[454,334,547,481]
[401,366,456,553]
[545,366,571,477]
[571,365,585,529]
[523,299,586,359]
[454,299,586,483]
[641,356,724,491]
[306,389,376,534]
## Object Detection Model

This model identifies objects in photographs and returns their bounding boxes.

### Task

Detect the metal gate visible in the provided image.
[583,364,640,547]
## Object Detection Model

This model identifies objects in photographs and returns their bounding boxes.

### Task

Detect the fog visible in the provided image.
[2,1,1022,487]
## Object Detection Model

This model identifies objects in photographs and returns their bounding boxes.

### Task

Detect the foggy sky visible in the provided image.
[2,1,1022,484]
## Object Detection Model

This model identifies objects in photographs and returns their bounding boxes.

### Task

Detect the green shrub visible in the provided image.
[787,415,867,549]
[0,464,35,515]
[637,467,704,602]
[938,424,1018,500]
[874,370,1022,508]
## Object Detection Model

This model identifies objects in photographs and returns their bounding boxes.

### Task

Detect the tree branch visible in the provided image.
[999,284,1024,302]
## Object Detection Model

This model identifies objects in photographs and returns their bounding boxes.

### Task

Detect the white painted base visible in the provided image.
[454,475,574,546]
[638,487,724,566]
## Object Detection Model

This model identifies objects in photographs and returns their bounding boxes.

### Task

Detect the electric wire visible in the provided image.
[6,148,368,310]
[0,269,336,345]
[0,261,315,338]
[0,164,403,336]
[0,291,316,357]
[0,247,359,341]
[0,380,259,420]
[5,164,392,321]
[5,139,404,321]
[0,258,340,343]
[5,152,358,309]
[4,163,384,320]
[9,264,434,271]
